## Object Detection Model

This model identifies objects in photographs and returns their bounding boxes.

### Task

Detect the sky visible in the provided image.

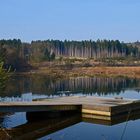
[0,0,140,42]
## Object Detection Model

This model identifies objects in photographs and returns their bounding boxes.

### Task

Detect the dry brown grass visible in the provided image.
[22,66,140,78]
[72,66,140,78]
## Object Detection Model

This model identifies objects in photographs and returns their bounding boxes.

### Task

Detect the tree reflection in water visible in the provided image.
[1,75,140,98]
[0,62,9,95]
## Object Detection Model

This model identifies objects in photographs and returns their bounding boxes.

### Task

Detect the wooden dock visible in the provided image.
[0,96,140,117]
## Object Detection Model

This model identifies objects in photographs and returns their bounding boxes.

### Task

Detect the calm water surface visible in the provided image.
[0,75,140,140]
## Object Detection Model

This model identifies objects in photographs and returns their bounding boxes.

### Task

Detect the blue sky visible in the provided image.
[0,0,139,42]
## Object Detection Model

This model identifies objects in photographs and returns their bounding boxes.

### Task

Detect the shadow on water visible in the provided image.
[1,110,140,140]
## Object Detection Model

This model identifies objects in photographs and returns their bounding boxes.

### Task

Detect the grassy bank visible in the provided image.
[17,66,140,79]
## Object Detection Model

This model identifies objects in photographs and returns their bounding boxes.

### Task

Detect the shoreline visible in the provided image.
[15,66,140,79]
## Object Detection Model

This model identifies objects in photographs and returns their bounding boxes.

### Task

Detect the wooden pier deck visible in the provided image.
[0,96,140,116]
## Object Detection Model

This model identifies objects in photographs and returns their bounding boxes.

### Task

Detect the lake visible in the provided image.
[0,75,140,140]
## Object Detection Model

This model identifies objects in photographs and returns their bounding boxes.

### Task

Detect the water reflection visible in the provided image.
[1,110,140,140]
[0,75,140,139]
[0,75,7,95]
[1,75,140,100]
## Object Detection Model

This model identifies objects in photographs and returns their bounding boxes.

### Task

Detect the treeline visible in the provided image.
[0,39,139,70]
[32,39,139,58]
[0,39,24,70]
[0,40,11,92]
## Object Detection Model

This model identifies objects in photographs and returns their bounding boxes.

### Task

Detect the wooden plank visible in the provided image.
[82,104,111,112]
[82,109,111,116]
[0,104,81,112]
[111,100,140,115]
[82,113,111,121]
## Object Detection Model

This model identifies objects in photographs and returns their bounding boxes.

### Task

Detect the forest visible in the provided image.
[0,39,140,71]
